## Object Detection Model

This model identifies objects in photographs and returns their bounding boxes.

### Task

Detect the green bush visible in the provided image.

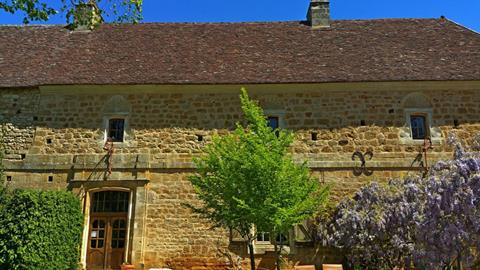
[0,189,84,270]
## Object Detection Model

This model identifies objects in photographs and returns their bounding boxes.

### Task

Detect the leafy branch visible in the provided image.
[0,0,143,25]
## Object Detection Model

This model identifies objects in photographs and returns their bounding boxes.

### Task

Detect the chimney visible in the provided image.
[70,0,103,30]
[307,0,330,28]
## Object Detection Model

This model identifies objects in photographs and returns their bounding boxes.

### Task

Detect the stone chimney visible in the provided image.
[71,0,103,30]
[307,0,330,28]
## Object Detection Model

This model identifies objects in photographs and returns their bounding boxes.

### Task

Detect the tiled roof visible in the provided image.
[0,18,479,87]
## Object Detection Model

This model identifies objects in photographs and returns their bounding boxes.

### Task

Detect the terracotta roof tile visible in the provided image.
[0,18,479,87]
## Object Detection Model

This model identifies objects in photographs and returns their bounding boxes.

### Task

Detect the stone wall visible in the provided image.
[142,171,230,269]
[2,82,480,269]
[0,88,39,159]
[12,88,480,157]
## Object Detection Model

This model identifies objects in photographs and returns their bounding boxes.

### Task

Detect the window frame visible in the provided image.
[103,115,129,144]
[255,231,271,244]
[254,231,289,245]
[267,116,280,129]
[264,109,286,130]
[409,113,429,140]
[252,227,292,255]
[107,118,126,143]
[404,108,433,142]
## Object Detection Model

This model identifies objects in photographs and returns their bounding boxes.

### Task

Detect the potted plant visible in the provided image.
[120,261,135,270]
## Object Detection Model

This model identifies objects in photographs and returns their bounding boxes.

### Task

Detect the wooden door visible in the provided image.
[109,218,128,269]
[87,191,129,270]
[88,218,108,269]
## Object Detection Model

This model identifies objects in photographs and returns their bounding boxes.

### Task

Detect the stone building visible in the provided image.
[1,1,480,269]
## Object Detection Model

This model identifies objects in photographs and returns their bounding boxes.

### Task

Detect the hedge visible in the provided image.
[0,188,84,270]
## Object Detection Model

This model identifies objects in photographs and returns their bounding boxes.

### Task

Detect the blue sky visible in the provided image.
[1,0,479,32]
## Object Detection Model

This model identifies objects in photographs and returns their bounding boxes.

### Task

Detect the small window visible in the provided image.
[256,231,289,245]
[267,116,280,136]
[108,119,125,142]
[275,233,288,245]
[267,116,279,130]
[256,232,270,242]
[410,114,428,140]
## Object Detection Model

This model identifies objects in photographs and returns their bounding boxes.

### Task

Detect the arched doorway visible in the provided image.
[87,191,130,270]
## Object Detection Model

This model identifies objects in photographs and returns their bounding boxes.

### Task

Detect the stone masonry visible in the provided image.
[2,81,480,269]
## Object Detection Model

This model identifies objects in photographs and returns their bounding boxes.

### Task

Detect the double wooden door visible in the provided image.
[87,191,129,270]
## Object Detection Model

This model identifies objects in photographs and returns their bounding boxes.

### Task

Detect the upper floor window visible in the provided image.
[108,118,125,142]
[103,95,131,144]
[401,93,439,142]
[265,109,285,136]
[267,116,280,137]
[267,116,279,130]
[410,114,428,140]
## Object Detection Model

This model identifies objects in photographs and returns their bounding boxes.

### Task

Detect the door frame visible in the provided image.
[80,188,134,270]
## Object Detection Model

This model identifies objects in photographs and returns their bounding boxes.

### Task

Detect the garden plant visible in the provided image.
[326,134,480,270]
[189,88,329,270]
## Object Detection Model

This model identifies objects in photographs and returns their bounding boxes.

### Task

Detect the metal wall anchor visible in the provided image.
[352,150,374,176]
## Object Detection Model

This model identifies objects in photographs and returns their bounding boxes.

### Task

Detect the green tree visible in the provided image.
[0,0,142,25]
[0,127,4,186]
[189,88,329,270]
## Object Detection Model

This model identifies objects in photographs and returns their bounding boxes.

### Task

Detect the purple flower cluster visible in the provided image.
[326,135,480,269]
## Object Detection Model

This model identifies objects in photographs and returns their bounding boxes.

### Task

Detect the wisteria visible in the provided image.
[415,135,480,269]
[325,134,480,269]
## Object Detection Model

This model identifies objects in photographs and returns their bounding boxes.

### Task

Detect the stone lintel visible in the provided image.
[68,179,149,189]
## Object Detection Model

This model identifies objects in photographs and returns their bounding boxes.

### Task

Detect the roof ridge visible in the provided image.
[443,17,480,37]
[0,17,442,28]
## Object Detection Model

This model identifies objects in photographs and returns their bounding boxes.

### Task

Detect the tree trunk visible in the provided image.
[274,237,281,270]
[248,241,256,270]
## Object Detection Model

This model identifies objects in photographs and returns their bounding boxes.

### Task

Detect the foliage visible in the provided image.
[0,126,4,186]
[189,88,329,270]
[0,189,84,270]
[326,179,422,269]
[326,134,480,270]
[414,135,480,269]
[0,0,142,25]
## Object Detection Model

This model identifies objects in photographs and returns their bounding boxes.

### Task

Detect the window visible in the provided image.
[275,233,288,245]
[256,231,289,245]
[91,191,129,213]
[111,219,127,249]
[256,232,270,242]
[401,93,441,143]
[410,114,428,140]
[108,119,125,142]
[267,116,279,130]
[267,116,280,137]
[90,219,106,249]
[103,95,131,144]
[401,109,439,144]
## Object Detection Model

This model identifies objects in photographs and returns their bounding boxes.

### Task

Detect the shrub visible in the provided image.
[325,179,422,269]
[325,134,480,269]
[0,189,84,270]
